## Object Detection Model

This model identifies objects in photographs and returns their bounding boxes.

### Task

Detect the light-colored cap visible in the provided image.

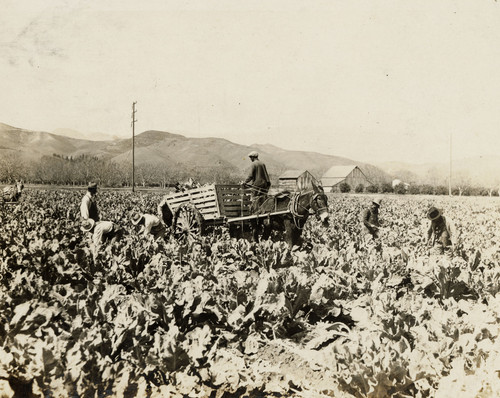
[131,212,143,225]
[81,218,95,232]
[248,151,259,158]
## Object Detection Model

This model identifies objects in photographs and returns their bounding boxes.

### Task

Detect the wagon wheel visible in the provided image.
[173,203,203,244]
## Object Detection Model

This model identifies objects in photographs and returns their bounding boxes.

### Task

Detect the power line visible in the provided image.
[131,102,137,192]
[449,132,452,196]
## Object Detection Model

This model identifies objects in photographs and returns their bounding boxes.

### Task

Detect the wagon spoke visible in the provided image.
[173,204,202,244]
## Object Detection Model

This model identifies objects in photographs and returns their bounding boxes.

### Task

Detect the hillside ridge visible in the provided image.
[0,122,391,184]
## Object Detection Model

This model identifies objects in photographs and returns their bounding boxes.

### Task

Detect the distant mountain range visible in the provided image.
[2,122,498,187]
[0,122,388,184]
[52,128,119,142]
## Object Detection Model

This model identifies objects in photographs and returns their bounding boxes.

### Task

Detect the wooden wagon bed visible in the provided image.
[161,184,252,220]
[159,184,291,243]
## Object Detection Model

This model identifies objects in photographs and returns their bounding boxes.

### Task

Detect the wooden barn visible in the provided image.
[321,165,372,192]
[278,170,318,191]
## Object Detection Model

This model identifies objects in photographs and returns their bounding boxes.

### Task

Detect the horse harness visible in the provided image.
[287,190,328,229]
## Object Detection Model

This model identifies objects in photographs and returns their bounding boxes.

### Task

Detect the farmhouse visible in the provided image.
[321,165,372,192]
[278,170,318,191]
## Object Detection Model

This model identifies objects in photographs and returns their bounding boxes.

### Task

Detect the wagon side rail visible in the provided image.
[159,184,221,223]
[215,184,252,218]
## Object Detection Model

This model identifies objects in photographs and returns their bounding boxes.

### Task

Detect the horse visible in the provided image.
[1,180,24,204]
[250,181,330,248]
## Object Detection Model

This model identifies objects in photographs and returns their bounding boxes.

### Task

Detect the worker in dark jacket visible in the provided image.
[361,197,382,249]
[426,206,456,255]
[244,151,271,199]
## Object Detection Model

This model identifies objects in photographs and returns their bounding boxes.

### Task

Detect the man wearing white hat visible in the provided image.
[243,151,271,206]
[131,212,166,240]
[80,182,99,222]
[81,218,116,255]
[426,206,456,255]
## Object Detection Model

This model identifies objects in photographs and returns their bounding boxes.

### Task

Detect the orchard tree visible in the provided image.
[0,152,25,183]
[420,184,434,195]
[435,185,448,196]
[393,183,406,195]
[380,182,393,193]
[339,182,351,193]
[366,184,379,193]
[355,184,364,193]
[408,185,421,195]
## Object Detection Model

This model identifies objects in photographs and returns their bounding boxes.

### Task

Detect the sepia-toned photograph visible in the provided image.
[1,1,499,397]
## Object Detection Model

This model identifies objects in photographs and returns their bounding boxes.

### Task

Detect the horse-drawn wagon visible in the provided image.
[158,181,329,247]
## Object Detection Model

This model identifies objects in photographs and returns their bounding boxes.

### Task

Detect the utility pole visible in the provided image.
[131,102,137,192]
[449,132,452,196]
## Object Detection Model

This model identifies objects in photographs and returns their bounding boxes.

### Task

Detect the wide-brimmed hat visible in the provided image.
[131,213,143,225]
[427,206,441,220]
[87,182,98,190]
[81,218,95,232]
[248,151,259,158]
[372,197,382,206]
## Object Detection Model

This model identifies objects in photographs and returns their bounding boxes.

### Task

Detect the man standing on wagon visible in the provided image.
[243,151,271,208]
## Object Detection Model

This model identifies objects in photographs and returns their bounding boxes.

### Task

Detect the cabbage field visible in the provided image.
[0,190,499,398]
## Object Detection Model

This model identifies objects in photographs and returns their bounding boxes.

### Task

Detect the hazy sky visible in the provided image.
[1,0,500,163]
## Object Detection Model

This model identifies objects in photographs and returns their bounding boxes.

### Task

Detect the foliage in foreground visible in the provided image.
[1,191,499,397]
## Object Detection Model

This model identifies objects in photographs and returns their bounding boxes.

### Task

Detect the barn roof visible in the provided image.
[279,169,309,179]
[322,165,358,178]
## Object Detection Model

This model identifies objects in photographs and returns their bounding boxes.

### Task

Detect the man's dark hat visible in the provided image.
[427,206,441,220]
[372,197,382,206]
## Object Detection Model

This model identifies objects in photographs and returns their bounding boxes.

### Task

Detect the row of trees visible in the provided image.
[1,154,130,187]
[338,182,500,196]
[0,154,241,187]
[1,153,497,196]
